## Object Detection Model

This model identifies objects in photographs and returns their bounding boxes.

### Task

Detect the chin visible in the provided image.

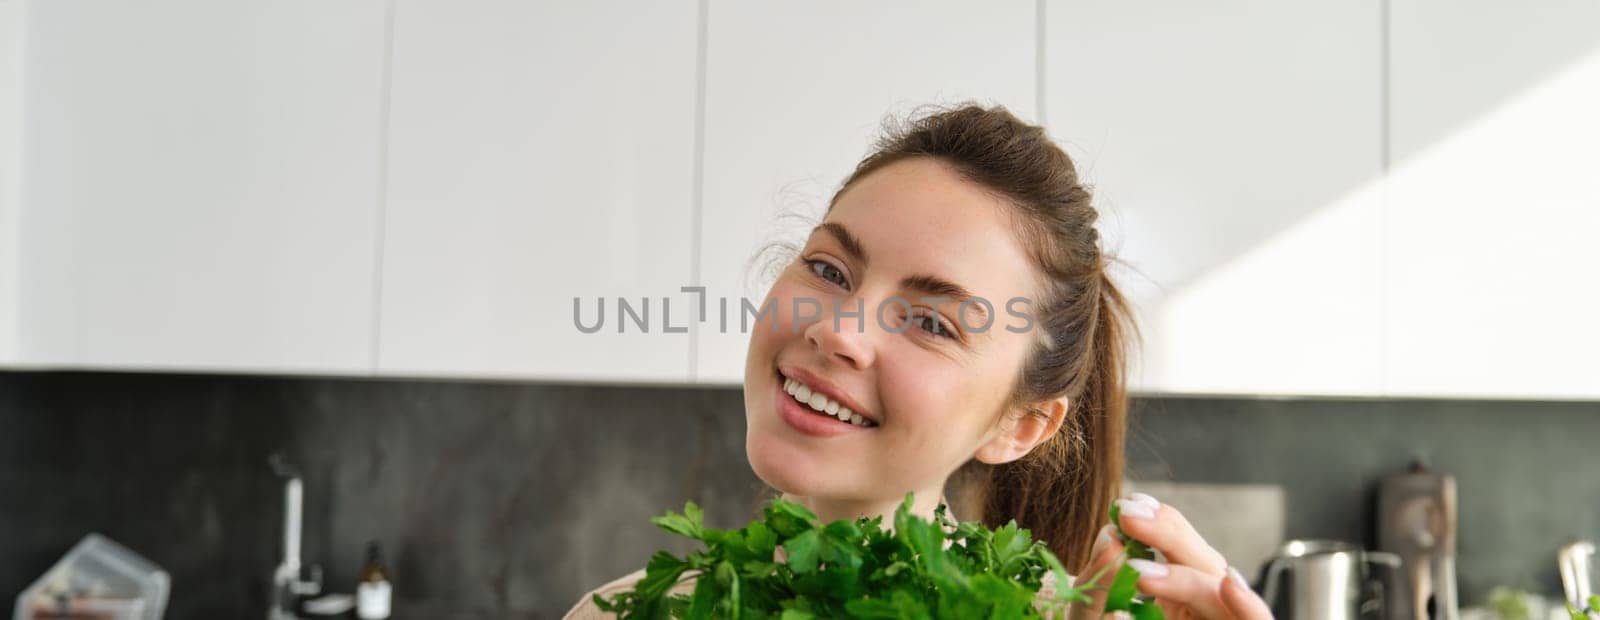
[745,431,839,498]
[745,430,806,493]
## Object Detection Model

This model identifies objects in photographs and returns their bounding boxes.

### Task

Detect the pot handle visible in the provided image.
[1361,552,1403,619]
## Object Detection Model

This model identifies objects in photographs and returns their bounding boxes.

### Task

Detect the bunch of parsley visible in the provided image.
[594,493,1164,619]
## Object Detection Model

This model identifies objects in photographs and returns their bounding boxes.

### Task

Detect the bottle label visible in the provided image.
[356,581,392,619]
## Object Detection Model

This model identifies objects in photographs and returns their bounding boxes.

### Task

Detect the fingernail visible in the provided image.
[1228,566,1250,590]
[1116,498,1155,519]
[1128,492,1161,510]
[1093,524,1115,552]
[1127,558,1169,578]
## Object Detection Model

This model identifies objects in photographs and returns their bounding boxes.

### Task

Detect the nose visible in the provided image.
[803,300,875,370]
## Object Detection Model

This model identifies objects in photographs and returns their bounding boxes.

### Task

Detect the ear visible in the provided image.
[973,396,1069,465]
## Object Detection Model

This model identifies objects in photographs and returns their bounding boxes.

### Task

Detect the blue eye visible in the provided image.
[807,259,849,288]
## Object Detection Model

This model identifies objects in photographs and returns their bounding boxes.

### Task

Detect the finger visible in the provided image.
[1068,525,1124,620]
[1220,566,1273,620]
[1074,525,1122,581]
[1125,558,1230,620]
[1115,494,1228,576]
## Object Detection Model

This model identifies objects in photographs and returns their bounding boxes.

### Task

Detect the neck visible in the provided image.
[780,483,952,526]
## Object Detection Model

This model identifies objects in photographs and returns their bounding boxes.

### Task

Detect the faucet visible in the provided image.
[270,454,321,620]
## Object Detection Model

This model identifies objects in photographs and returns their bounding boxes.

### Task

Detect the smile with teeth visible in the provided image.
[782,375,876,428]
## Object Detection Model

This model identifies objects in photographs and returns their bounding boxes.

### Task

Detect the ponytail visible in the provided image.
[967,267,1138,573]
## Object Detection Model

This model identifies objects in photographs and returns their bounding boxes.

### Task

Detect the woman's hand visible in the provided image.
[1068,493,1273,620]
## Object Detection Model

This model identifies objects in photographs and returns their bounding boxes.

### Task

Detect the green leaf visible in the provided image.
[1104,498,1163,617]
[843,597,905,619]
[1039,548,1094,605]
[784,529,822,574]
[763,499,821,539]
[822,518,864,545]
[687,575,719,619]
[1130,599,1167,620]
[742,560,779,578]
[1125,538,1155,561]
[893,495,946,573]
[847,589,932,620]
[651,502,705,540]
[770,498,821,526]
[1105,562,1142,612]
[746,520,777,558]
[990,520,1033,575]
[969,572,1034,615]
[636,551,690,600]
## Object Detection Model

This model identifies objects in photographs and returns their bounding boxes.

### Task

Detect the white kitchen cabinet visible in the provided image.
[0,0,20,364]
[1044,0,1386,396]
[1385,0,1600,399]
[694,0,1039,384]
[376,1,699,382]
[17,1,388,373]
[7,1,1592,395]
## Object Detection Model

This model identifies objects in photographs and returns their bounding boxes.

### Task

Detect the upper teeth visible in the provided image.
[783,376,872,427]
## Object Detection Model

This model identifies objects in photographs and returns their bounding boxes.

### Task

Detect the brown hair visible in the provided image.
[825,102,1140,573]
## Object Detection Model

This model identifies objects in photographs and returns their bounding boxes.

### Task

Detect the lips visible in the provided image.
[776,364,877,425]
[770,365,878,437]
[772,378,867,437]
[780,374,874,427]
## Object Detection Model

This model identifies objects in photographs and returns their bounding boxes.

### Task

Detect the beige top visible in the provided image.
[563,563,1074,619]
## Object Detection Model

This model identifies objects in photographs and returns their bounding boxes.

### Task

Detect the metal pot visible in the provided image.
[1261,539,1402,620]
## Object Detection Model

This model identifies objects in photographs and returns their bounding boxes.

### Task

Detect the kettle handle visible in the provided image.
[1260,556,1292,610]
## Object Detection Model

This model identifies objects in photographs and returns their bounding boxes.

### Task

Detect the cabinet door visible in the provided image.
[19,1,387,373]
[1386,0,1600,399]
[1045,0,1385,395]
[377,1,699,382]
[695,0,1038,384]
[0,0,19,364]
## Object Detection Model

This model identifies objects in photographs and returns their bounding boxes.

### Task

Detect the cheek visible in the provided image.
[745,292,782,358]
[749,280,818,346]
[757,293,792,341]
[878,363,995,452]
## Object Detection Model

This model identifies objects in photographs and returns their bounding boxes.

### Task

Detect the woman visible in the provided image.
[566,104,1271,619]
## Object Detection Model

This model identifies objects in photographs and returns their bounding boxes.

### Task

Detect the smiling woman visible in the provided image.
[738,105,1129,576]
[565,103,1271,619]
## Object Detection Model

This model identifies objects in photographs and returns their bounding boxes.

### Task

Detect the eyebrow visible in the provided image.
[902,274,989,321]
[814,222,990,321]
[817,222,869,265]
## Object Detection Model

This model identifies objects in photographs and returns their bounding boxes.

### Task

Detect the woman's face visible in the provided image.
[743,157,1050,505]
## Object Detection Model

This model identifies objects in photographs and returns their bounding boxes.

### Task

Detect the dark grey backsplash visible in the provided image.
[0,371,1595,618]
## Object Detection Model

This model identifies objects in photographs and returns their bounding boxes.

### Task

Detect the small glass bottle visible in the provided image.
[356,541,392,620]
